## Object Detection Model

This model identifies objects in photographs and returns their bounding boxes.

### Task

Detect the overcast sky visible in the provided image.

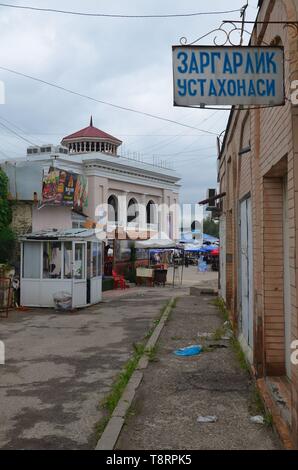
[0,0,258,204]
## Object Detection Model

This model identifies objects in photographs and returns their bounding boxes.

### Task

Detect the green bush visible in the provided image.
[0,226,16,263]
[0,169,15,263]
[203,217,219,238]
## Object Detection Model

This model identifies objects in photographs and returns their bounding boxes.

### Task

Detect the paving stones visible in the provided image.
[116,293,281,450]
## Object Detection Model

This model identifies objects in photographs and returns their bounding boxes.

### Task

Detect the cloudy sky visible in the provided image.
[0,0,258,203]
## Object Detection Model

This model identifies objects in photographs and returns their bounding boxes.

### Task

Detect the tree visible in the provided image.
[203,217,219,238]
[0,168,15,263]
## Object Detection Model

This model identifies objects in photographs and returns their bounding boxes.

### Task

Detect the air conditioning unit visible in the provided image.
[56,145,69,155]
[27,145,41,155]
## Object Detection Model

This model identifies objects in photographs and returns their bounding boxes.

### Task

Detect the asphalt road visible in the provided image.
[0,288,178,449]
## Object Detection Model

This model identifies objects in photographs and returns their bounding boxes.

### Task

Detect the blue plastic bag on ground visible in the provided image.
[174,345,202,357]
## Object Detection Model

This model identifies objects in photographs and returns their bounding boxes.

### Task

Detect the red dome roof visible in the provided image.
[62,117,122,144]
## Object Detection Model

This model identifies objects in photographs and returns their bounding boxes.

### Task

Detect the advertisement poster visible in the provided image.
[42,167,88,212]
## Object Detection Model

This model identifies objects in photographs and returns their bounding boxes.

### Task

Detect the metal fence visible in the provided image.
[0,277,13,318]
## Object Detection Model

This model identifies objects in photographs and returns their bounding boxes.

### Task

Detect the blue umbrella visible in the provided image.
[198,247,209,253]
[184,246,202,253]
[203,233,219,243]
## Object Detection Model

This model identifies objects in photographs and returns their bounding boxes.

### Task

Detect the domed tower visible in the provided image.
[61,116,122,156]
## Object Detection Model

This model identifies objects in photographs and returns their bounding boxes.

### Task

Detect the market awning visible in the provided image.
[184,244,202,252]
[135,232,176,249]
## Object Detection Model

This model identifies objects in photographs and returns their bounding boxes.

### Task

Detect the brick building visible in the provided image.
[218,0,298,447]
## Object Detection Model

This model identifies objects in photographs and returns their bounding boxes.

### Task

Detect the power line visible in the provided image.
[125,110,195,149]
[0,114,44,144]
[0,66,219,135]
[137,110,219,155]
[0,119,36,145]
[154,146,216,157]
[174,154,216,165]
[0,4,242,18]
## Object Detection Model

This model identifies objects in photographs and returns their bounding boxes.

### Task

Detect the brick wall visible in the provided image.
[218,0,298,446]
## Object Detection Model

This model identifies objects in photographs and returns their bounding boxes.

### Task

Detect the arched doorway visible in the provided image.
[146,200,157,225]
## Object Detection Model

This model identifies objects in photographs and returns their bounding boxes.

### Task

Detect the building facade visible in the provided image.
[218,0,298,447]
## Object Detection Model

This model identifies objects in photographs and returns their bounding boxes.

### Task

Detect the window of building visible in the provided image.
[74,243,85,279]
[127,198,138,223]
[72,220,85,229]
[146,200,156,224]
[23,242,41,279]
[64,242,72,279]
[43,242,62,279]
[92,242,102,277]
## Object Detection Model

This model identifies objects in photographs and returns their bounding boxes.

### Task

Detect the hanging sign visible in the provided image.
[172,46,284,107]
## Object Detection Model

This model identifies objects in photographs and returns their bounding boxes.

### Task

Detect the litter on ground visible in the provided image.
[197,415,218,423]
[174,345,202,357]
[250,415,265,425]
[197,332,213,338]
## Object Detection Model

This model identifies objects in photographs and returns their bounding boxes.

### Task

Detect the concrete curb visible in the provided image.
[256,378,295,450]
[95,297,176,450]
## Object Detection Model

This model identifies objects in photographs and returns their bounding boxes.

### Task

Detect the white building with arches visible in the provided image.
[60,118,181,240]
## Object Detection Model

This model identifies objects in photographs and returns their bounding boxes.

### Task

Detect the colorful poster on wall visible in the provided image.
[42,167,88,212]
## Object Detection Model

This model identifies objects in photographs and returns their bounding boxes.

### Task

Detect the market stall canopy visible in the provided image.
[180,231,201,243]
[135,232,176,249]
[20,228,101,242]
[184,244,203,252]
[199,244,218,253]
[203,233,219,244]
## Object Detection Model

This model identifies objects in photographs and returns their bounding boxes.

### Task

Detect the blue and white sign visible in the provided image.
[172,46,284,107]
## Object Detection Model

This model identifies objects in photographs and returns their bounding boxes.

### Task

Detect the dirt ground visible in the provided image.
[116,294,282,450]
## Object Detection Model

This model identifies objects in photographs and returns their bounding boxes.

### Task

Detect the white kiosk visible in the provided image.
[20,228,102,308]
